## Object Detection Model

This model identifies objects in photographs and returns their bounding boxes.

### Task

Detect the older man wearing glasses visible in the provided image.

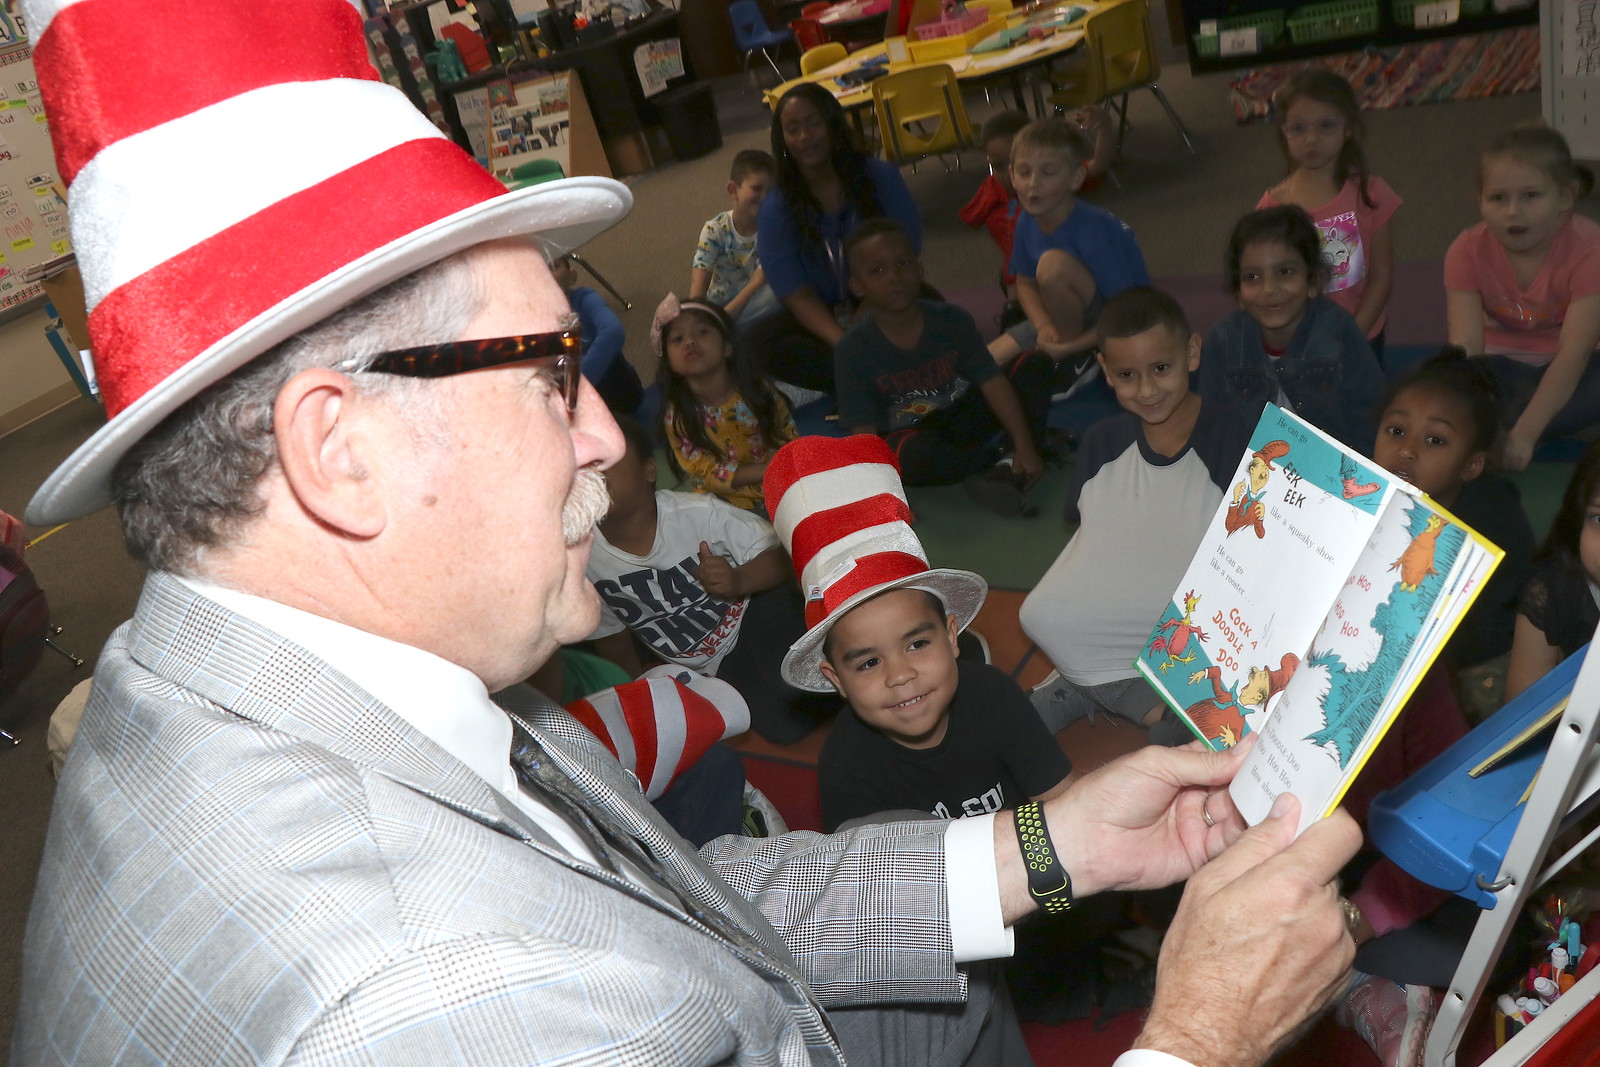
[15,2,1363,1066]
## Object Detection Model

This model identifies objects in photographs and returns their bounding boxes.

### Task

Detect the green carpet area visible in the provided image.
[908,464,1078,593]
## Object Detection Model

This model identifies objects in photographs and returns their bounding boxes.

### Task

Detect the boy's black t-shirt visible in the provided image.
[834,300,1000,432]
[817,660,1072,832]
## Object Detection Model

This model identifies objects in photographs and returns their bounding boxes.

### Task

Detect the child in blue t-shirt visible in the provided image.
[987,116,1149,371]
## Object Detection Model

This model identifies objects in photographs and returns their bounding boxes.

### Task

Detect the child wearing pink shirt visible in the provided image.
[1259,71,1401,350]
[1446,126,1600,470]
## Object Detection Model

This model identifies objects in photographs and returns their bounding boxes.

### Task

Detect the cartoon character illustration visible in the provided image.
[1224,440,1291,539]
[1321,229,1354,283]
[1184,653,1299,748]
[1340,454,1380,500]
[1390,513,1447,592]
[1147,590,1208,673]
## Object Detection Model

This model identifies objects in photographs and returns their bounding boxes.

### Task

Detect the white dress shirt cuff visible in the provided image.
[944,813,1014,963]
[1113,1051,1198,1067]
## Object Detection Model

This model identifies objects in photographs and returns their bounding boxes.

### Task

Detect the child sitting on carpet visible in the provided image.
[689,148,780,324]
[585,415,828,744]
[1506,439,1600,701]
[1372,348,1533,679]
[1318,362,1541,1067]
[962,108,1114,341]
[1199,204,1386,452]
[761,434,1072,833]
[1446,124,1600,470]
[653,294,794,513]
[960,110,1030,331]
[833,218,1052,516]
[987,115,1149,370]
[1020,287,1251,742]
[1259,70,1401,354]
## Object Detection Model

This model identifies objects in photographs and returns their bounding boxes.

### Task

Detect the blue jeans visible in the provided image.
[1481,351,1600,440]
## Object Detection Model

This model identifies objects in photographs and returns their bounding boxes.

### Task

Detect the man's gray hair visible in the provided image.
[113,250,488,575]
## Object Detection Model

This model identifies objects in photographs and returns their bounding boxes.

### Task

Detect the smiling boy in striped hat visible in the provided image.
[765,434,1072,833]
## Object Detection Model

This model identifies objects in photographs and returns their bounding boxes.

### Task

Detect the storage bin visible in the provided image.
[654,83,722,161]
[1285,0,1379,42]
[1389,0,1487,27]
[905,14,1005,60]
[1190,9,1285,57]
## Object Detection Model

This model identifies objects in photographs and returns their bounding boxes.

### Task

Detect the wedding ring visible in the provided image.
[1201,791,1216,828]
[1339,896,1364,941]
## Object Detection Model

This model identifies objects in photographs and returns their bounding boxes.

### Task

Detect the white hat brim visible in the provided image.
[27,176,631,525]
[781,568,988,693]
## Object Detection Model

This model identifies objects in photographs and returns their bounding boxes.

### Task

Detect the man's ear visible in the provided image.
[273,368,389,539]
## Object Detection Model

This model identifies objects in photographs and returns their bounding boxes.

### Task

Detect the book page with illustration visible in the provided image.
[1231,491,1501,834]
[1136,405,1395,749]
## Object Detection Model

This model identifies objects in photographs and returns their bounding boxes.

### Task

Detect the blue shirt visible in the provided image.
[568,284,624,382]
[757,157,923,307]
[1008,200,1148,300]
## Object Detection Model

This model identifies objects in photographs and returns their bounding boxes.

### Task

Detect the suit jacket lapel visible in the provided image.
[128,574,802,978]
[129,573,574,853]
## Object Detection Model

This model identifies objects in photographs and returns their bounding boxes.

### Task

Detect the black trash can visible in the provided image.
[655,82,723,161]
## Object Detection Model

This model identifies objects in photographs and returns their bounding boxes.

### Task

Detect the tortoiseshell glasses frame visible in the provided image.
[354,315,584,413]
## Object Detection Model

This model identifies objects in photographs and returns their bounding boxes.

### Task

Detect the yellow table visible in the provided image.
[764,1,1099,116]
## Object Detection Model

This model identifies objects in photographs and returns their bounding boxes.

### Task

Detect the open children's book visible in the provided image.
[1135,404,1504,836]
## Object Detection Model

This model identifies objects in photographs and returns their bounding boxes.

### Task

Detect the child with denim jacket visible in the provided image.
[1199,205,1386,452]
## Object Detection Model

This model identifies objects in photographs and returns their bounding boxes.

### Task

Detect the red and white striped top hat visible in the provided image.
[765,435,986,692]
[23,0,631,525]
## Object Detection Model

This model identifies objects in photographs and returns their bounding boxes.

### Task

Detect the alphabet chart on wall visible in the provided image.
[0,39,70,316]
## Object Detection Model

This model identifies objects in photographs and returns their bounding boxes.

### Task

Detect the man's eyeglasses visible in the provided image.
[354,319,584,413]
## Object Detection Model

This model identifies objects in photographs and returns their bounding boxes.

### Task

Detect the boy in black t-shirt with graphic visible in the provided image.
[762,434,1072,832]
[833,218,1055,517]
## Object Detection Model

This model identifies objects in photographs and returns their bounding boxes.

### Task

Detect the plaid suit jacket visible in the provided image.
[14,574,966,1066]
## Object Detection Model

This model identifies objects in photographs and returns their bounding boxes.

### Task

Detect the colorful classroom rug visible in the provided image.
[1229,25,1541,122]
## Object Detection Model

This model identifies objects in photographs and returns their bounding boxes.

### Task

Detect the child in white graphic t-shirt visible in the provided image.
[586,415,828,744]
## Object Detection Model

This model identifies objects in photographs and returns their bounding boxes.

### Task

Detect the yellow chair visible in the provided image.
[1048,0,1196,155]
[800,41,848,74]
[871,63,976,172]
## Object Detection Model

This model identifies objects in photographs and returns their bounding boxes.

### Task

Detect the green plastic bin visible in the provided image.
[1389,0,1487,27]
[1191,9,1286,58]
[1286,0,1379,41]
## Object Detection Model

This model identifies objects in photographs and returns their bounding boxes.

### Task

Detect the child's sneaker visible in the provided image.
[741,782,788,837]
[1050,351,1102,401]
[1335,974,1435,1067]
[963,464,1035,517]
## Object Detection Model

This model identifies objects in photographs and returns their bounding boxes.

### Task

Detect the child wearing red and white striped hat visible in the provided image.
[765,434,1071,832]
